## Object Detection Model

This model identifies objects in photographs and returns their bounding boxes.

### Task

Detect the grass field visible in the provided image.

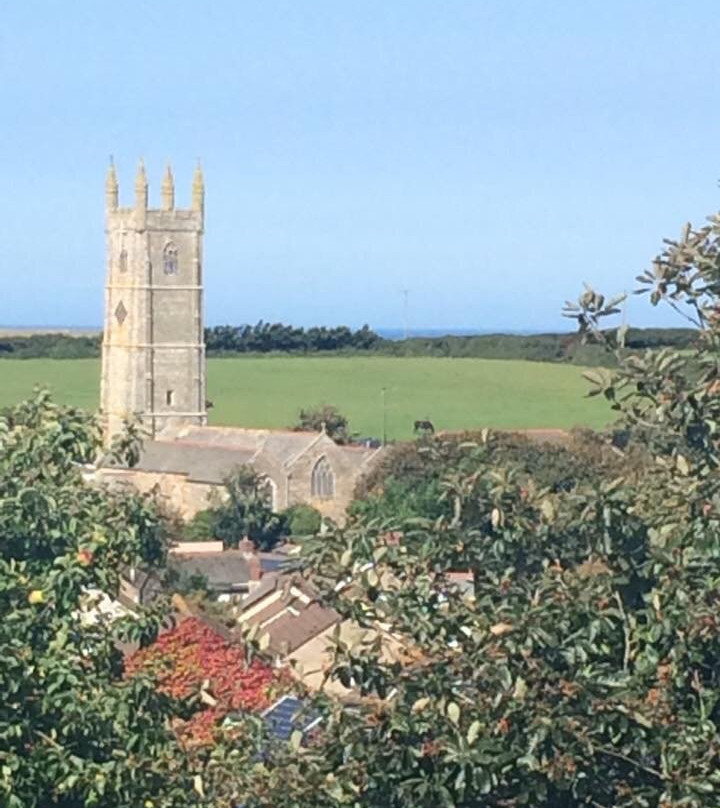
[0,356,614,440]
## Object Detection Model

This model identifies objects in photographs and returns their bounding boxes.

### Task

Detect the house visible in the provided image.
[235,572,408,697]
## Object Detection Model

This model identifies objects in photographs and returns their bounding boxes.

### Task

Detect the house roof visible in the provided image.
[170,550,286,590]
[260,602,339,655]
[240,570,316,609]
[238,573,340,655]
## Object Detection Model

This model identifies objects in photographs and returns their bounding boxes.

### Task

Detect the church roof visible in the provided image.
[133,441,256,484]
[111,425,381,482]
[171,425,321,465]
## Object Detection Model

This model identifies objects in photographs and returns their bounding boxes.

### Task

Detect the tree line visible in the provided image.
[204,321,383,353]
[0,323,699,363]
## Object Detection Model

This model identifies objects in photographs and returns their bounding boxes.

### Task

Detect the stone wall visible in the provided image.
[100,468,218,520]
[286,438,370,522]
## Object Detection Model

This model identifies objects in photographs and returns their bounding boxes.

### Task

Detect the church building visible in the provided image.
[98,163,381,523]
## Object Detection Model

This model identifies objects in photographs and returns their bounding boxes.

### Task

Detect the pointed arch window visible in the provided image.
[258,476,277,510]
[163,242,178,275]
[311,457,335,500]
[118,248,128,273]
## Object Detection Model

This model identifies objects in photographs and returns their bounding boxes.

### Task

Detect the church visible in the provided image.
[98,162,382,522]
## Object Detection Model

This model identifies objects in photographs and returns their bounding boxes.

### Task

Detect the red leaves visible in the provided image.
[126,617,279,744]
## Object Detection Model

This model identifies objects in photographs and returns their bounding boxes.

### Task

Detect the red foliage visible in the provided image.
[126,617,280,744]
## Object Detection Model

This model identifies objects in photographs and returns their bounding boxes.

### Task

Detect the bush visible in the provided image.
[352,428,650,524]
[181,508,216,541]
[283,504,322,537]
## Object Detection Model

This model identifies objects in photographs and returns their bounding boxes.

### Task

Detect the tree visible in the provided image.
[243,207,720,806]
[350,429,644,525]
[211,466,287,551]
[0,391,209,807]
[182,508,217,541]
[294,404,351,444]
[125,616,281,746]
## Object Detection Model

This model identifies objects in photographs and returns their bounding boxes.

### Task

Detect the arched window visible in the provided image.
[311,457,335,500]
[258,476,277,510]
[118,248,128,273]
[163,242,178,275]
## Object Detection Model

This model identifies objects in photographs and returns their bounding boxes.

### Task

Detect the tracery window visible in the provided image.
[163,242,178,275]
[311,457,335,500]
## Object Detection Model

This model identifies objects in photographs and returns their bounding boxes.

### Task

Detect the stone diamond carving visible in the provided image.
[114,301,127,326]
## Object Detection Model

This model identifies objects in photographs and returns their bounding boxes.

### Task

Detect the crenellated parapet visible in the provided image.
[105,160,203,233]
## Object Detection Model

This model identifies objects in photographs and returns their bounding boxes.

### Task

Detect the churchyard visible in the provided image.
[0,355,613,440]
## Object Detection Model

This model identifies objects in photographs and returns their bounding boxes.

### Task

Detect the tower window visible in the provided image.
[311,457,335,500]
[166,390,175,406]
[119,248,128,273]
[163,242,178,275]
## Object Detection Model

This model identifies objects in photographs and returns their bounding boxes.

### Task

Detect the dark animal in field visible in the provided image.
[205,399,214,410]
[413,419,435,434]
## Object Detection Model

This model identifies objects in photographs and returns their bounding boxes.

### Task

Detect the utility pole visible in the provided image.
[402,289,410,341]
[622,289,628,329]
[381,386,388,446]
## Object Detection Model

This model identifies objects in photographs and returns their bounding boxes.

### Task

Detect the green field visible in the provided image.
[0,356,614,440]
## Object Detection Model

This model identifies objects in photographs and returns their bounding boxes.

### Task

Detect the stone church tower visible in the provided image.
[100,161,207,442]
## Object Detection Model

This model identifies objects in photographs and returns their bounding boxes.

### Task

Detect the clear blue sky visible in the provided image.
[1,0,719,331]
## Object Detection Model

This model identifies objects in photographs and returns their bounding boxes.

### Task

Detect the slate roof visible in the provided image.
[172,425,320,466]
[132,441,256,484]
[169,551,287,591]
[104,424,381,483]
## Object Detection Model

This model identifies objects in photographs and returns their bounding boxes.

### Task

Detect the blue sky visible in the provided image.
[1,0,718,331]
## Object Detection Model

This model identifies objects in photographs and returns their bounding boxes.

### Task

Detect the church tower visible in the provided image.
[100,160,207,442]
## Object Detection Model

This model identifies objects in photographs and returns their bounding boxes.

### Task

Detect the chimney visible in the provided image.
[238,537,255,556]
[239,537,263,588]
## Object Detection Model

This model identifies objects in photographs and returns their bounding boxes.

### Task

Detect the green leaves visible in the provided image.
[210,465,288,551]
[0,394,206,807]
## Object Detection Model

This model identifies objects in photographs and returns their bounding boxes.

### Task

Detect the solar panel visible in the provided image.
[260,557,286,572]
[262,695,321,741]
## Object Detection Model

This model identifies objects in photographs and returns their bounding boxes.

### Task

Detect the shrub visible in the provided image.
[283,504,322,537]
[181,508,217,541]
